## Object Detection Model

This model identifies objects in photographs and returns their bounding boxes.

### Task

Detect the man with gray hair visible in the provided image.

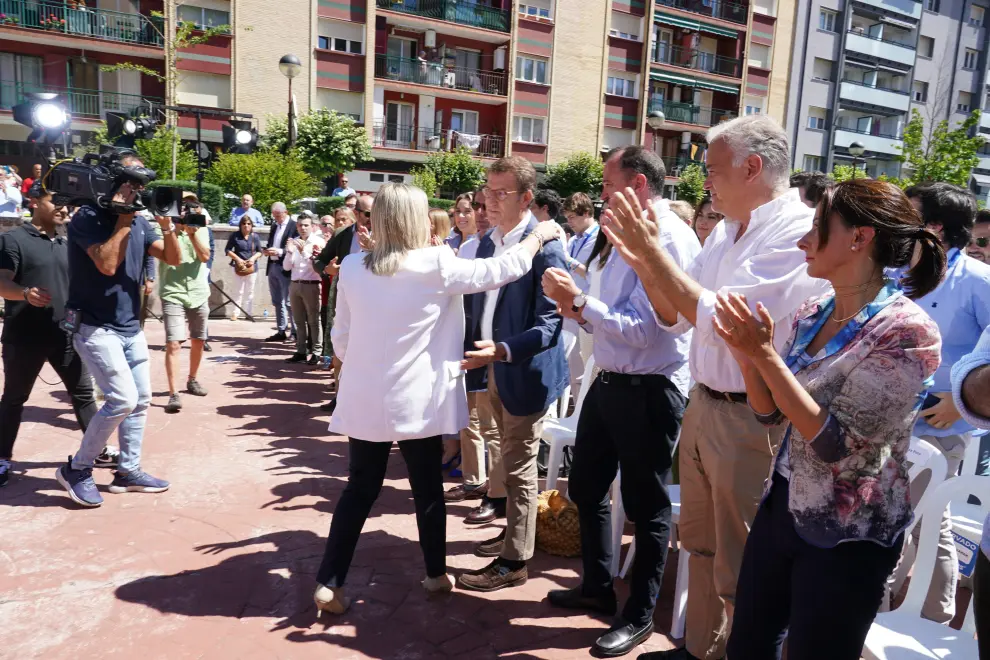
[262,202,298,342]
[603,115,829,660]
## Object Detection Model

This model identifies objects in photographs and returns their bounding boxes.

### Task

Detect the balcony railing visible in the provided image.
[372,122,504,158]
[652,44,742,78]
[655,0,748,25]
[0,80,161,119]
[834,125,902,140]
[840,78,910,97]
[659,155,707,177]
[648,98,736,127]
[376,0,510,32]
[0,0,163,46]
[374,54,507,96]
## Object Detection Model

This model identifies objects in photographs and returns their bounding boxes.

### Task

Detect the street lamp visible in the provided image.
[279,54,302,149]
[848,141,866,179]
[647,110,665,154]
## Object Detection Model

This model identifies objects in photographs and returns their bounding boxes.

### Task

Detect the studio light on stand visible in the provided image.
[222,120,258,154]
[106,110,157,149]
[13,93,71,158]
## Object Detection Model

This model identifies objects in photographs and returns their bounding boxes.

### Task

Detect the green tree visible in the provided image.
[205,151,319,221]
[264,108,373,180]
[830,164,862,183]
[410,166,438,198]
[417,147,487,198]
[134,126,198,181]
[543,151,603,198]
[675,164,706,207]
[897,108,983,186]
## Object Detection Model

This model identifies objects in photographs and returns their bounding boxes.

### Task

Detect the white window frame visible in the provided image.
[518,3,552,19]
[965,49,979,69]
[807,107,827,130]
[913,80,929,102]
[926,0,940,13]
[450,109,480,135]
[745,105,762,115]
[606,75,637,99]
[958,91,973,113]
[803,155,823,172]
[819,9,837,32]
[512,115,546,144]
[971,4,985,26]
[516,55,549,84]
[918,36,935,58]
[319,35,363,55]
[176,4,230,30]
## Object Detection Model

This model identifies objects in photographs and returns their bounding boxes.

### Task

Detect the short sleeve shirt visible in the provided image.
[0,224,69,345]
[155,225,210,309]
[67,204,157,335]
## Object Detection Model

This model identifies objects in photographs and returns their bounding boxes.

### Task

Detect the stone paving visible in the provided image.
[0,320,680,660]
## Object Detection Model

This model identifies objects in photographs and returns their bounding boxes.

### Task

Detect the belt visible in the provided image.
[699,383,747,404]
[292,280,320,284]
[598,371,669,387]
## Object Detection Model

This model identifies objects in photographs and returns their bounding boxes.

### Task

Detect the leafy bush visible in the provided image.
[264,109,373,180]
[427,198,456,211]
[314,195,454,218]
[543,152,603,198]
[205,151,319,221]
[675,164,706,207]
[134,126,198,181]
[411,167,438,198]
[419,147,486,198]
[147,180,226,221]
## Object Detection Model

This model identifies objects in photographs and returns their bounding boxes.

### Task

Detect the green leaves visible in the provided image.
[675,164,706,207]
[543,152,603,198]
[263,109,373,181]
[414,147,486,198]
[205,151,320,221]
[410,167,438,198]
[897,108,983,187]
[134,126,198,181]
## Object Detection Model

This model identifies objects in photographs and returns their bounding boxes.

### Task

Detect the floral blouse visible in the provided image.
[757,280,942,548]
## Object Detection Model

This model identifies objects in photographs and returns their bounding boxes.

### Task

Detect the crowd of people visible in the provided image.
[2,113,990,659]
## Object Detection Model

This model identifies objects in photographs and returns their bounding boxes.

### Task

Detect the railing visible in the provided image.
[648,98,736,127]
[655,0,748,25]
[834,124,902,140]
[839,78,911,96]
[374,54,507,96]
[372,121,504,158]
[376,0,511,32]
[0,0,163,46]
[659,155,707,177]
[0,80,161,119]
[846,29,916,51]
[652,44,742,78]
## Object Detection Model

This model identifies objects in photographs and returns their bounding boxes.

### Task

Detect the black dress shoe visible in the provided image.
[265,331,287,342]
[465,496,506,525]
[637,649,702,660]
[306,355,320,365]
[285,353,307,364]
[594,619,654,657]
[319,399,337,413]
[548,585,617,616]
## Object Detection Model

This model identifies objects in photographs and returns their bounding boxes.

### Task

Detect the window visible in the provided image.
[965,48,980,69]
[984,88,990,111]
[0,53,42,108]
[609,11,642,41]
[913,80,929,102]
[807,106,827,130]
[388,175,405,183]
[819,9,837,32]
[370,173,385,182]
[606,76,637,98]
[513,115,546,144]
[803,155,823,172]
[745,105,762,115]
[926,0,940,13]
[812,57,834,82]
[748,43,771,69]
[319,36,362,54]
[516,55,549,84]
[971,4,985,26]
[176,4,230,30]
[958,91,973,113]
[918,36,935,58]
[451,109,479,135]
[518,1,551,19]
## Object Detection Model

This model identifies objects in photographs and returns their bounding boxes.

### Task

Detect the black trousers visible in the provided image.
[975,547,990,660]
[0,338,97,459]
[728,472,903,660]
[568,372,686,627]
[317,436,446,587]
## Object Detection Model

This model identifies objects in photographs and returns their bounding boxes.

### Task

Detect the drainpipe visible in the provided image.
[825,3,852,173]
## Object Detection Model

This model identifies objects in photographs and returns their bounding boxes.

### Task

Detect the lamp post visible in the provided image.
[279,54,302,149]
[647,109,666,155]
[849,141,866,179]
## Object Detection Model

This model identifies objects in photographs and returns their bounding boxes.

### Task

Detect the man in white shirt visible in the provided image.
[606,116,829,660]
[0,172,23,219]
[263,202,298,342]
[283,212,326,365]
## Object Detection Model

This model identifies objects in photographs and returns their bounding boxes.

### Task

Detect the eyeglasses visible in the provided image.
[322,222,334,228]
[471,202,486,211]
[360,210,372,217]
[481,187,519,202]
[974,237,989,248]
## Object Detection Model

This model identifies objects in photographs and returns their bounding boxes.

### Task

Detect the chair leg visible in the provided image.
[610,475,624,577]
[671,536,689,640]
[619,538,635,579]
[545,437,564,492]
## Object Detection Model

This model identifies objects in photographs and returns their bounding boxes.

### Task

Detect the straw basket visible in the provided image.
[535,489,581,557]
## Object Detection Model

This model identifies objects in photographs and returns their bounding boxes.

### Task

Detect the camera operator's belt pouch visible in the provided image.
[61,308,81,336]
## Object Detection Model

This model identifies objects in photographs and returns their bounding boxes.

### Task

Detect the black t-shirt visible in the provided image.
[0,223,70,345]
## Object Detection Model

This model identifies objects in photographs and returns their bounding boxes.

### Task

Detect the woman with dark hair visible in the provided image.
[446,192,478,253]
[715,179,945,660]
[691,193,723,246]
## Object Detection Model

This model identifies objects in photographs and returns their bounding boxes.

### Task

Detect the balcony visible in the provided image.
[659,155,707,177]
[839,80,911,113]
[845,30,916,67]
[652,44,742,78]
[854,0,922,21]
[0,0,163,46]
[374,54,507,96]
[0,80,161,119]
[982,110,990,130]
[655,0,748,25]
[376,0,510,33]
[648,98,736,127]
[372,122,505,158]
[834,127,904,156]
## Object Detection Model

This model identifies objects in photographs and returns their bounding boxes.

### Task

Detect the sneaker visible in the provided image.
[55,456,103,507]
[286,353,307,364]
[108,470,170,494]
[265,331,287,342]
[0,459,10,487]
[94,446,120,469]
[164,393,182,413]
[187,379,208,397]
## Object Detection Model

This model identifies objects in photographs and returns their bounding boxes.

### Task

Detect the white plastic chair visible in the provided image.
[542,355,596,492]
[950,434,984,551]
[863,475,988,660]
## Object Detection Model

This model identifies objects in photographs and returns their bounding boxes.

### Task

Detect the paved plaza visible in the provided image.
[0,320,679,659]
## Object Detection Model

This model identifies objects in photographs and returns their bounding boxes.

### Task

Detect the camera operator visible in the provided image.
[57,152,180,508]
[157,201,212,414]
[0,182,118,488]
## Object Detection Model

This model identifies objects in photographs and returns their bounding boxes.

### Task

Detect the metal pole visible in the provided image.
[196,109,203,199]
[287,77,295,150]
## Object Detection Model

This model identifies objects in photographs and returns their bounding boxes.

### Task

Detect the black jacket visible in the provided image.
[265,219,298,276]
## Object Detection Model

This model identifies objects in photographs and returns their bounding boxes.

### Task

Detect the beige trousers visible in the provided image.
[486,364,546,562]
[460,390,503,493]
[678,387,784,660]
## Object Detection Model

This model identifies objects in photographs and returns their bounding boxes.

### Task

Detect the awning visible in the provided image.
[651,71,740,95]
[655,13,738,38]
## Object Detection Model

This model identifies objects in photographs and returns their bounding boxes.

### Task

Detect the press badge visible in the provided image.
[61,308,81,334]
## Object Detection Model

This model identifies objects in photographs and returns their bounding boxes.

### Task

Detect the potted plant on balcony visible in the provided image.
[39,14,67,31]
[0,14,20,26]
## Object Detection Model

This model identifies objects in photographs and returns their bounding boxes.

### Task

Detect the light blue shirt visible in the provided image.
[906,248,990,437]
[333,187,356,198]
[579,199,700,397]
[567,222,599,293]
[228,206,265,227]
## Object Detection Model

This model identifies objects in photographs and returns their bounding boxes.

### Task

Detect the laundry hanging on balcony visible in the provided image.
[455,132,482,152]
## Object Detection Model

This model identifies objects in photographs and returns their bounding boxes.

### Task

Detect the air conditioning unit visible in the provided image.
[425,29,436,48]
[494,46,506,71]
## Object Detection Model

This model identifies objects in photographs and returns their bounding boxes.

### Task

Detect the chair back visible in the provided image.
[963,431,981,476]
[567,355,596,423]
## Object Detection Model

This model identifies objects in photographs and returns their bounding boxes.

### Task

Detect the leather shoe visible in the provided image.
[464,497,506,525]
[444,482,489,502]
[286,353,307,364]
[636,649,703,659]
[265,331,287,342]
[594,619,654,657]
[548,585,617,616]
[320,399,337,413]
[457,559,527,592]
[474,530,505,557]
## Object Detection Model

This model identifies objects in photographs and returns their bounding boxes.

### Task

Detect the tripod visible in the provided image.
[209,279,256,322]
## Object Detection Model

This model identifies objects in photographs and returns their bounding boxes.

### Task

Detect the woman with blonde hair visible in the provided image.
[429,207,451,245]
[333,206,356,231]
[314,183,560,616]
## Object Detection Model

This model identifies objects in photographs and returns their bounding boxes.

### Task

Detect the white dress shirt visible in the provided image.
[282,233,327,281]
[480,214,531,361]
[567,222,599,293]
[270,220,290,257]
[0,183,22,218]
[663,188,830,392]
[458,234,482,260]
[581,199,700,396]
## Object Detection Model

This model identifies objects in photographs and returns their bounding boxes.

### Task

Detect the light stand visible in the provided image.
[849,141,866,180]
[279,54,302,150]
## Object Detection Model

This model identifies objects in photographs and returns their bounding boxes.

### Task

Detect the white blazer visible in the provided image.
[329,243,534,443]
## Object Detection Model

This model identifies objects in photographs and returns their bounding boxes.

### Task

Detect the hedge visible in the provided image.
[148,180,226,223]
[314,195,455,218]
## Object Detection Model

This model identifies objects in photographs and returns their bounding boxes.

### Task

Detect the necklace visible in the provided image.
[831,279,885,323]
[833,275,884,297]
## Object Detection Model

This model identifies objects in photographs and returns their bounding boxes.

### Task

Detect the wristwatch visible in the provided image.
[571,294,587,314]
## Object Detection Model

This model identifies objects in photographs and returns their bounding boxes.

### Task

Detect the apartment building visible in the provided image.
[785,0,990,193]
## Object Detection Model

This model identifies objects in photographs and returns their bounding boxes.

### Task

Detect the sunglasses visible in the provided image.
[974,237,989,248]
[471,202,486,211]
[322,222,334,227]
[361,210,371,218]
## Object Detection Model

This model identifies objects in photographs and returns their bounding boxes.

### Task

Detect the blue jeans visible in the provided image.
[267,269,294,333]
[71,325,151,473]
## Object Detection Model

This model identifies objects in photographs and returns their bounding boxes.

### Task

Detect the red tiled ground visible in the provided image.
[0,320,680,659]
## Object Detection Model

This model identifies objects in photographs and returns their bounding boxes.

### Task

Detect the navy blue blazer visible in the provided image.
[464,218,568,417]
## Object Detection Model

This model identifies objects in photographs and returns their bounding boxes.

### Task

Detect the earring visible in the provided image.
[851,245,857,251]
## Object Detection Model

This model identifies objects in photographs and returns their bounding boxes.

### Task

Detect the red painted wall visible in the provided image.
[177,34,232,75]
[317,0,366,23]
[513,141,547,165]
[516,19,553,58]
[513,81,550,117]
[435,97,505,136]
[604,95,639,130]
[608,38,642,74]
[746,69,769,98]
[0,39,164,94]
[314,49,365,92]
[752,14,774,47]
